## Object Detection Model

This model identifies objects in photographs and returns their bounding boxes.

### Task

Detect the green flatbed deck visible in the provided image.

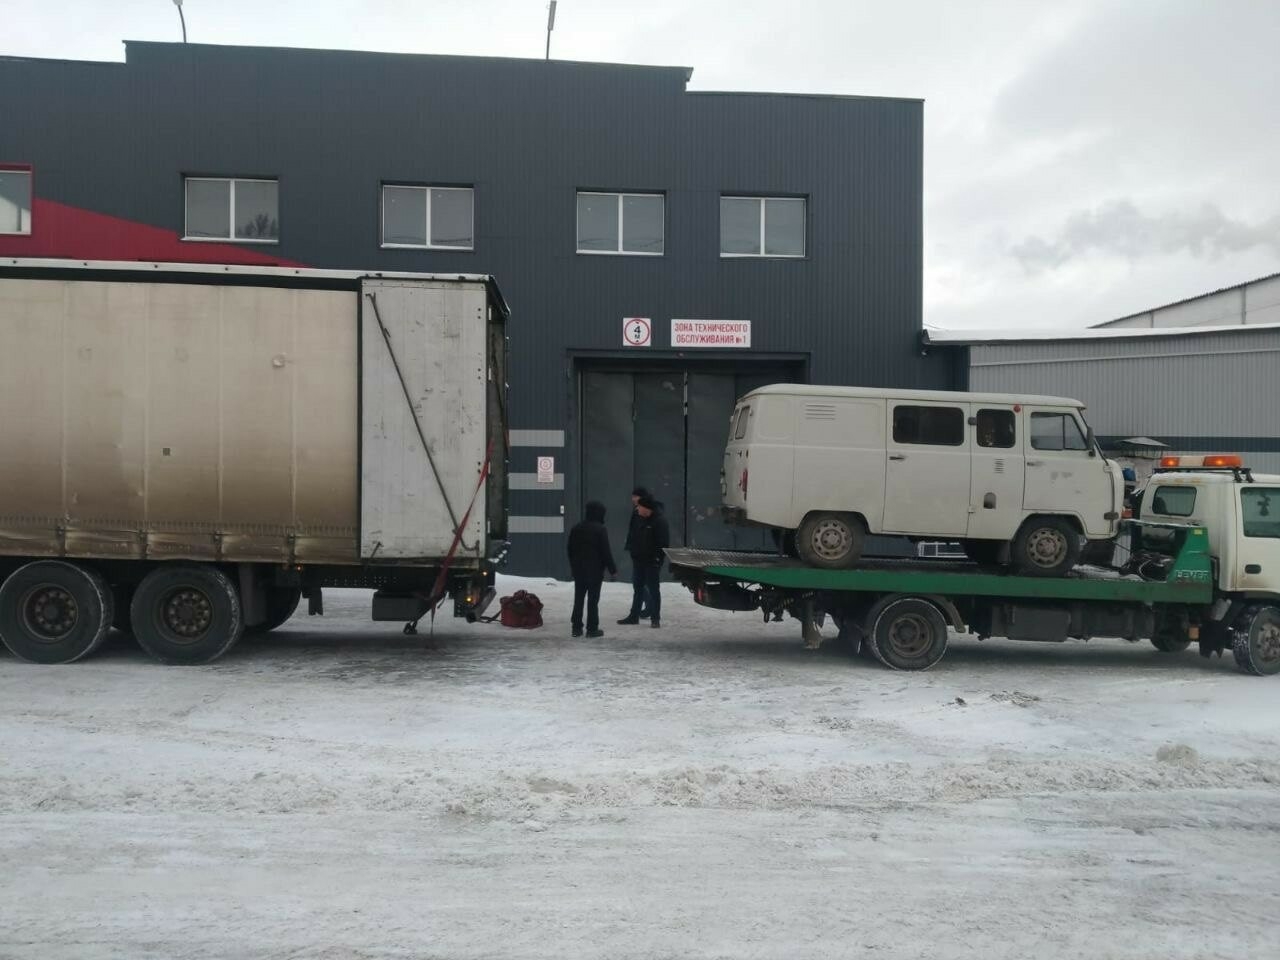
[666,526,1214,606]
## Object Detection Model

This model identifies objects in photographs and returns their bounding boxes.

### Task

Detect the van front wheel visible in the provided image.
[1011,517,1081,577]
[797,513,864,570]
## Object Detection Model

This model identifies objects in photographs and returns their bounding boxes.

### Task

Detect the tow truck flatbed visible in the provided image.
[663,524,1241,672]
[667,527,1214,606]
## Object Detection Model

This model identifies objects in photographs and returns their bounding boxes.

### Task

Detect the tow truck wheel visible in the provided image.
[131,565,244,665]
[0,561,114,663]
[796,513,864,570]
[1232,606,1280,676]
[865,596,949,671]
[1011,516,1081,578]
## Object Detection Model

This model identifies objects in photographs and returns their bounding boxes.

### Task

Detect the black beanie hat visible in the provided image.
[632,486,652,499]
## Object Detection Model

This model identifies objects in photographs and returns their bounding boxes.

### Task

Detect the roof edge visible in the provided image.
[923,321,1280,346]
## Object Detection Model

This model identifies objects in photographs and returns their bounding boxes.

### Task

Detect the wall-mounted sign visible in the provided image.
[623,317,652,347]
[536,456,556,484]
[671,319,751,348]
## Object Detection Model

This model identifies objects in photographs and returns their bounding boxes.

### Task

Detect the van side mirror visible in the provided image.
[1086,426,1097,457]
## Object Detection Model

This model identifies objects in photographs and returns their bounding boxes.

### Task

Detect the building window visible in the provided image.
[720,196,805,258]
[576,192,664,255]
[0,168,32,235]
[184,177,279,242]
[381,185,474,249]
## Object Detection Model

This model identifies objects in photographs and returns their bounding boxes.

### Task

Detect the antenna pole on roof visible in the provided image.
[545,1,557,60]
[172,0,187,43]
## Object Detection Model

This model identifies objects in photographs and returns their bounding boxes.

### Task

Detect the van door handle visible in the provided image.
[889,454,906,461]
[1246,564,1262,575]
[1026,460,1043,467]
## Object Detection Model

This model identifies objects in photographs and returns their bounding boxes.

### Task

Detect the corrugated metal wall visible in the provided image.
[968,328,1280,473]
[1096,273,1280,329]
[0,43,945,574]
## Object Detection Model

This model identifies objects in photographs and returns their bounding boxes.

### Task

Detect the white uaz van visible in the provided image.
[722,385,1123,576]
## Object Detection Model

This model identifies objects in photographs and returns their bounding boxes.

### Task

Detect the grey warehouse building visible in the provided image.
[928,272,1280,478]
[0,41,952,576]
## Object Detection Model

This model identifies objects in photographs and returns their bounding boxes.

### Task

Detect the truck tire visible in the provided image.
[796,513,864,570]
[130,565,244,665]
[0,561,114,664]
[865,596,949,671]
[1232,606,1280,676]
[245,586,302,635]
[962,540,1002,566]
[1010,517,1081,578]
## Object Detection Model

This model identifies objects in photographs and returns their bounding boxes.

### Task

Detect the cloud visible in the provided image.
[1011,201,1280,273]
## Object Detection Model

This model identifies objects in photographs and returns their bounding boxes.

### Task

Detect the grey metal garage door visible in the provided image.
[580,365,798,577]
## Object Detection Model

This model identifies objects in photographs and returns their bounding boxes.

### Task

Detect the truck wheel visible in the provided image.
[962,540,1002,566]
[865,596,949,671]
[245,586,302,635]
[0,561,114,664]
[1011,517,1081,578]
[796,513,864,569]
[130,565,244,665]
[1232,606,1280,676]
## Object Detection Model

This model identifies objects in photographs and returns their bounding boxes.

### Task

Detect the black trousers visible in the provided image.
[571,579,603,632]
[628,562,661,622]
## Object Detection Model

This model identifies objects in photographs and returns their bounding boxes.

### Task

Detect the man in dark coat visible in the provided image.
[619,495,669,628]
[625,486,655,618]
[567,500,617,638]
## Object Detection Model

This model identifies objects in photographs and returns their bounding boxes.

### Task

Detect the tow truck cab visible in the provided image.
[1139,455,1280,598]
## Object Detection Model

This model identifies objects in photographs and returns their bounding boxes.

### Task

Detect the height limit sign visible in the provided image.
[622,317,652,347]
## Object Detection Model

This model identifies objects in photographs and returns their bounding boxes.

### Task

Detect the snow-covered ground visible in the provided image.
[2,576,1279,959]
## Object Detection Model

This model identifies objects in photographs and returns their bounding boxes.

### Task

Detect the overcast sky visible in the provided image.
[7,0,1278,329]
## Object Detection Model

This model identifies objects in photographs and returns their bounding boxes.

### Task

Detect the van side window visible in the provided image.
[1241,487,1280,539]
[892,405,964,446]
[1030,412,1088,451]
[1150,485,1196,517]
[734,405,751,440]
[975,409,1015,449]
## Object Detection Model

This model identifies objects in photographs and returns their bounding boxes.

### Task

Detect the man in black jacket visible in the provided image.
[625,486,654,618]
[567,500,618,638]
[619,495,669,628]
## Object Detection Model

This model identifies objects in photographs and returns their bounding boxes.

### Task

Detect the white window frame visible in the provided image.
[183,176,280,244]
[380,184,475,251]
[720,195,806,259]
[0,167,33,236]
[575,191,665,257]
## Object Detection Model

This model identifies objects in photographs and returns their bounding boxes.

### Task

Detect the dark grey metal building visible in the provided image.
[0,41,950,575]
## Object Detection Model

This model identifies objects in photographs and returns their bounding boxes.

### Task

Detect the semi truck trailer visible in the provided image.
[0,259,509,665]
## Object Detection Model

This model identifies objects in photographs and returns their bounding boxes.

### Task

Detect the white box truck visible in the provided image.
[0,259,509,664]
[721,384,1123,576]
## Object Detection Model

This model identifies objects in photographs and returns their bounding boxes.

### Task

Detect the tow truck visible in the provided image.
[667,456,1280,676]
